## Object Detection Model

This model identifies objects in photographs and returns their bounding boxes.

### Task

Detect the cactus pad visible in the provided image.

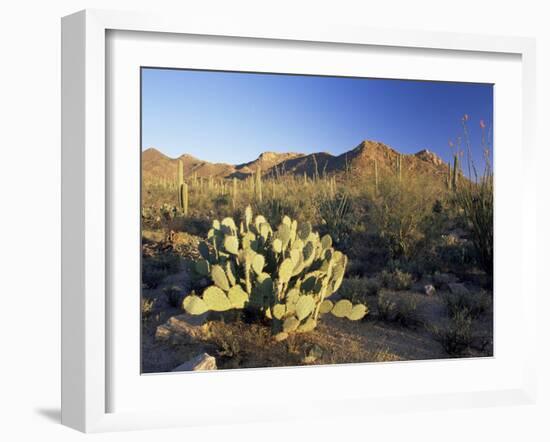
[211,265,230,291]
[282,317,299,333]
[195,259,210,276]
[252,254,265,275]
[183,295,208,315]
[319,299,334,314]
[224,235,239,255]
[331,299,353,318]
[295,295,315,320]
[228,285,249,309]
[203,286,232,311]
[347,304,368,321]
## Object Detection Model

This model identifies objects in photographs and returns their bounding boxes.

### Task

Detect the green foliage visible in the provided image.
[434,309,473,356]
[318,193,359,249]
[338,277,380,304]
[163,286,184,308]
[376,292,419,327]
[370,174,439,260]
[443,290,491,320]
[181,206,368,338]
[379,269,413,291]
[453,177,493,276]
[141,266,167,289]
[142,252,180,289]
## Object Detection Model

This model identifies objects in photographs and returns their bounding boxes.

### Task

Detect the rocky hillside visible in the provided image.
[142,140,450,183]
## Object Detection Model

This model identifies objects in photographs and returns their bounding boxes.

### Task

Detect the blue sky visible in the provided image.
[141,68,493,168]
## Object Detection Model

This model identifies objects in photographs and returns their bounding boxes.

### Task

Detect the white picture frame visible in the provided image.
[61,9,537,433]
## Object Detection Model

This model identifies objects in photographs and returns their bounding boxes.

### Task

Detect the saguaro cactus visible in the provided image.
[452,154,459,191]
[177,160,184,187]
[178,182,189,215]
[255,166,263,203]
[232,177,238,209]
[396,154,402,182]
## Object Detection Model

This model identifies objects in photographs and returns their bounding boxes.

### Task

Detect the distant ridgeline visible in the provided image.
[142,140,451,184]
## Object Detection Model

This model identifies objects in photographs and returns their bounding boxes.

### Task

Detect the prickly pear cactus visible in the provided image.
[182,206,368,339]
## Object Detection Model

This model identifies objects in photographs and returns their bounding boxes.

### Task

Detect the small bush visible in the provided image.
[163,286,184,308]
[318,193,360,249]
[338,277,380,304]
[376,292,419,327]
[142,265,168,289]
[141,297,155,319]
[142,252,180,288]
[379,269,413,291]
[376,292,396,322]
[393,297,420,327]
[443,290,491,320]
[434,309,473,356]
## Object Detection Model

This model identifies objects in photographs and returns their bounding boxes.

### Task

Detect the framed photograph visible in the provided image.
[61,9,537,432]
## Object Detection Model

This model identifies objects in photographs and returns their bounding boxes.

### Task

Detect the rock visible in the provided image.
[172,353,217,371]
[155,313,210,344]
[448,282,470,297]
[303,344,324,364]
[424,284,436,296]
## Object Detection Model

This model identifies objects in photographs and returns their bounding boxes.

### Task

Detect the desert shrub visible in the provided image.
[370,174,439,261]
[393,297,420,327]
[376,292,396,322]
[318,193,360,249]
[163,286,184,308]
[150,253,180,273]
[379,269,413,291]
[347,233,392,274]
[142,252,180,288]
[434,309,473,356]
[141,297,155,319]
[142,265,168,289]
[338,277,379,304]
[376,292,419,327]
[443,290,491,320]
[181,206,368,340]
[213,194,231,210]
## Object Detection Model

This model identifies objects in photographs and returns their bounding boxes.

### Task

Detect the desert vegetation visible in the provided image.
[141,118,493,372]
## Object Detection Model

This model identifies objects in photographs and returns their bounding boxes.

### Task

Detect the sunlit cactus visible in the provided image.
[255,166,263,203]
[232,177,238,209]
[452,154,459,191]
[178,182,189,215]
[182,206,368,339]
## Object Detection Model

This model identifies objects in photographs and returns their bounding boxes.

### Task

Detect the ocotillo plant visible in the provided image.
[255,166,263,203]
[183,206,368,340]
[447,162,452,191]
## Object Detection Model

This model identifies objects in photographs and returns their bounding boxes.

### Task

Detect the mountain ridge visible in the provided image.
[142,140,449,183]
